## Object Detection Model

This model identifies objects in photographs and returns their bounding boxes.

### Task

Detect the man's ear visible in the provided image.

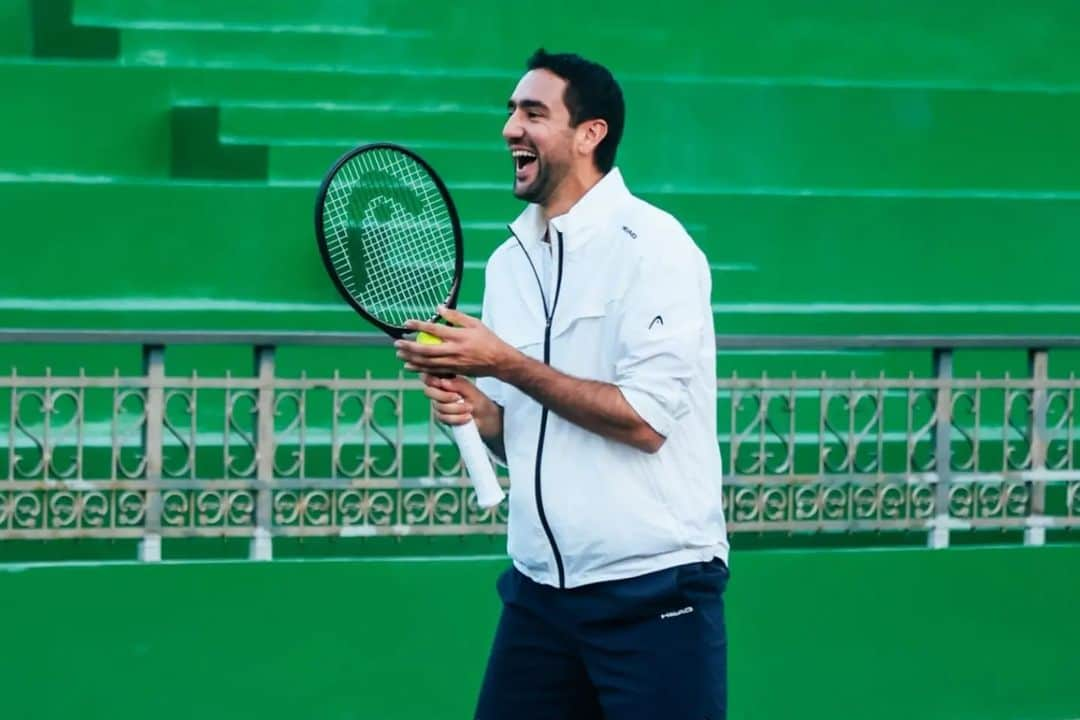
[576,118,609,158]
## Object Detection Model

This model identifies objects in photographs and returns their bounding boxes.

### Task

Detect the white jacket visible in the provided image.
[477,168,728,589]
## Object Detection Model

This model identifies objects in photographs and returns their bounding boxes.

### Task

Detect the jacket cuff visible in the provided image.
[618,385,676,438]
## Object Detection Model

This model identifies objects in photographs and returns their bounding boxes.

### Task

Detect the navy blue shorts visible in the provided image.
[475,558,729,720]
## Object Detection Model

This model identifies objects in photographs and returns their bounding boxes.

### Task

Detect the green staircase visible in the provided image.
[1,0,1078,504]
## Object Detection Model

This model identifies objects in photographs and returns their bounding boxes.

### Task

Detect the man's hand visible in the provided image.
[421,373,476,426]
[395,306,519,378]
[419,373,505,458]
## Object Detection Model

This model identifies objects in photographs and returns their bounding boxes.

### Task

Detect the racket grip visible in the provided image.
[451,420,505,508]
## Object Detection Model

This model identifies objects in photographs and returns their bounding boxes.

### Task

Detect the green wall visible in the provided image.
[1,545,1078,720]
[2,0,1080,340]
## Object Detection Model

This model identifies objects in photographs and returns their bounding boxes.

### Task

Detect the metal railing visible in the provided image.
[1,330,1078,560]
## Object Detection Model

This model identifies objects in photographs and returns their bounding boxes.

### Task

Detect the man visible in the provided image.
[395,49,729,719]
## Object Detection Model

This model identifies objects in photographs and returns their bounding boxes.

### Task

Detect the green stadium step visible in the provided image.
[172,105,267,179]
[0,186,756,316]
[0,0,31,56]
[219,102,504,146]
[74,0,411,32]
[0,60,510,180]
[1,177,1078,336]
[221,83,1080,190]
[11,57,1080,190]
[268,144,769,208]
[0,61,170,177]
[28,0,118,60]
[266,143,508,185]
[73,0,1080,87]
[0,57,512,106]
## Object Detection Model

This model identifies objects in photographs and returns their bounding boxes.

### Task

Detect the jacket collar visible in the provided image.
[508,168,631,252]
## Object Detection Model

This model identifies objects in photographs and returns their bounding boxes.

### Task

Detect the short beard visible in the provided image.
[513,160,550,204]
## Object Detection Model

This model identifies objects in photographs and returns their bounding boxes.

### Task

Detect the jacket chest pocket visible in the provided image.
[549,308,614,381]
[546,260,620,379]
[491,251,623,381]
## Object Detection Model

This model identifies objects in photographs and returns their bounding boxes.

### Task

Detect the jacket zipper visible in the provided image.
[508,225,567,588]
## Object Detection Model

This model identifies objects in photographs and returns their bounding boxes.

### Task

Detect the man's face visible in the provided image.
[502,69,576,204]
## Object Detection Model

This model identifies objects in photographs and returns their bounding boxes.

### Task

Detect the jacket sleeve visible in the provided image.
[613,243,709,438]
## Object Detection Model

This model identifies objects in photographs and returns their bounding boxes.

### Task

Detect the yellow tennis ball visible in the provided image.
[416,331,443,346]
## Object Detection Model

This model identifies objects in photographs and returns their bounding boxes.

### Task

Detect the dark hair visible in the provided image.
[526,48,625,174]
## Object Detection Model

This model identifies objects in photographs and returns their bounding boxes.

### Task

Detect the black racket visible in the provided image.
[314,143,503,508]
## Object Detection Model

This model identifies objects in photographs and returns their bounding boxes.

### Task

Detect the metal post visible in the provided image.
[138,345,164,562]
[929,348,953,549]
[250,345,275,561]
[1026,349,1049,546]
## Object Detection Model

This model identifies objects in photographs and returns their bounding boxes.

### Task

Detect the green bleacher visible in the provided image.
[5,2,1080,341]
[2,9,1079,713]
[1,0,1078,469]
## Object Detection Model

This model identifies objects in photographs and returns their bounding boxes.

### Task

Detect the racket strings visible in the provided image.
[343,153,453,318]
[322,148,457,328]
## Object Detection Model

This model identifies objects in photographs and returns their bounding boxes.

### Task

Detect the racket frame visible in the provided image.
[313,142,465,339]
[312,142,505,509]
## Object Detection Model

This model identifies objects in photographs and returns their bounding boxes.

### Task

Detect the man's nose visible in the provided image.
[502,113,523,142]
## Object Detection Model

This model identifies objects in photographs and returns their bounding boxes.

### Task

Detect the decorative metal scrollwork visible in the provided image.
[112,386,148,479]
[1004,386,1033,471]
[821,389,882,474]
[731,389,793,476]
[163,388,196,478]
[950,390,979,472]
[224,389,258,478]
[907,388,937,473]
[1046,389,1074,471]
[0,362,1075,542]
[273,388,305,478]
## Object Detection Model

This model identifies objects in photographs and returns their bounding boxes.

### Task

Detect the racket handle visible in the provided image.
[414,331,503,507]
[451,420,505,508]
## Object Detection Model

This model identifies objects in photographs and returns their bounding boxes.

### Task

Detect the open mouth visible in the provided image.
[511,148,538,181]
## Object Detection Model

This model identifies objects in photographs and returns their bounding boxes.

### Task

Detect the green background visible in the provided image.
[2,545,1078,720]
[2,1,1080,354]
[2,5,1080,716]
[3,0,1080,494]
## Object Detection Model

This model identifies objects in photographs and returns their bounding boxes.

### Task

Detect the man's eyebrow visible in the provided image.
[507,98,550,113]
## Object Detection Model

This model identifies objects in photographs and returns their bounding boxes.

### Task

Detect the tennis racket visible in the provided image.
[313,142,505,509]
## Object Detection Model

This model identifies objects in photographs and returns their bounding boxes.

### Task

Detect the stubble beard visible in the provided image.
[514,156,569,206]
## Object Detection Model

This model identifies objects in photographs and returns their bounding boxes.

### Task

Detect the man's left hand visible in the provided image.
[395,306,517,378]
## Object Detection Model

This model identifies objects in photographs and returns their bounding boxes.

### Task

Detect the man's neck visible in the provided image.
[540,166,605,224]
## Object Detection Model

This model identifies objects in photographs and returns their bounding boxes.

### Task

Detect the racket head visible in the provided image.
[314,142,464,338]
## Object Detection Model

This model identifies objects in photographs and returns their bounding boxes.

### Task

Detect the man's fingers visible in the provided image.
[403,357,456,375]
[402,319,462,340]
[435,409,473,426]
[421,374,472,423]
[436,400,472,416]
[437,305,477,328]
[395,339,456,358]
[421,373,458,390]
[421,384,462,404]
[420,372,457,388]
[422,372,483,403]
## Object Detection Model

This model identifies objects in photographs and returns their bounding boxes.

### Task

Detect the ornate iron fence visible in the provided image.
[1,330,1078,560]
